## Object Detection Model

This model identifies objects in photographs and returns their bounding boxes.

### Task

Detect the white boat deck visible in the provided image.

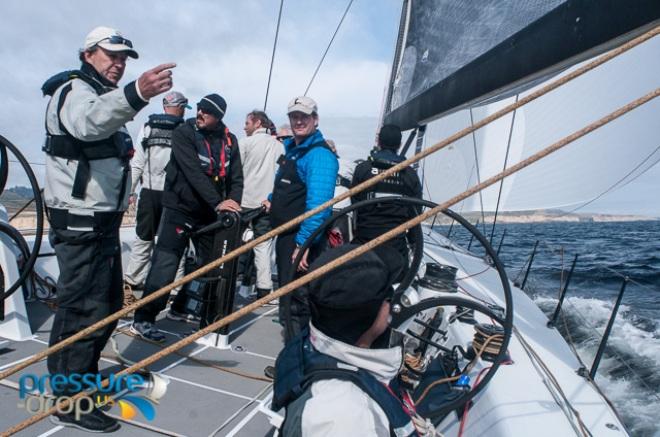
[0,228,629,436]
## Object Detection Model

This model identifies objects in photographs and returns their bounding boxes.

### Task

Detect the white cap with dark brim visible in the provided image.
[83,26,138,59]
[287,96,318,115]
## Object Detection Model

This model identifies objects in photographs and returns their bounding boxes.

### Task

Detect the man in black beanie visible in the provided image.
[273,245,417,436]
[350,124,422,282]
[132,93,243,341]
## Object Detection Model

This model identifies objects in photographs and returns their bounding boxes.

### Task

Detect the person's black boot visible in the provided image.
[51,407,121,433]
[264,365,276,380]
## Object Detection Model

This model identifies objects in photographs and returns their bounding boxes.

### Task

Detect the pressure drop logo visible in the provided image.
[17,372,168,421]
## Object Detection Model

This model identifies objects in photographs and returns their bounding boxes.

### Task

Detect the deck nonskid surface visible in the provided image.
[0,296,283,437]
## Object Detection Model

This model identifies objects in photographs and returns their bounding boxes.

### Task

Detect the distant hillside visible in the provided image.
[431,209,658,224]
[1,186,36,213]
[3,186,33,199]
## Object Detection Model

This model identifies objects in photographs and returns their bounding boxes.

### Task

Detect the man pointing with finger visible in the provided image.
[42,26,174,433]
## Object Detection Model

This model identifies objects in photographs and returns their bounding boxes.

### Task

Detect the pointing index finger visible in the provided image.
[151,63,177,74]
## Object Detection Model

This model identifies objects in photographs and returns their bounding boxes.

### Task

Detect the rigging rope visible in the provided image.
[263,0,285,112]
[303,0,355,96]
[3,82,657,436]
[469,107,487,235]
[35,25,660,372]
[1,25,658,435]
[561,143,660,216]
[2,17,636,384]
[489,94,519,244]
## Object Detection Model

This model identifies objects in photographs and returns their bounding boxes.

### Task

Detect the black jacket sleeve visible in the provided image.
[226,133,243,204]
[171,126,223,210]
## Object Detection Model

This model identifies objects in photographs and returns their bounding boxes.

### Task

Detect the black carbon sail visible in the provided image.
[384,0,660,130]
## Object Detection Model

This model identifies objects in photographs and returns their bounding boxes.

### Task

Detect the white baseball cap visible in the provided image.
[287,96,318,115]
[83,26,138,59]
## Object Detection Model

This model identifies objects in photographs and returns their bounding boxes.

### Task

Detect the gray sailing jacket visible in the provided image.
[43,70,147,214]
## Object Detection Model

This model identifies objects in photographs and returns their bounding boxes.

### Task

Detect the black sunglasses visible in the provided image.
[276,135,293,142]
[99,35,133,48]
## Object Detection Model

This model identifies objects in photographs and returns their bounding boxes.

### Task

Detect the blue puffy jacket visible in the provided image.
[275,130,338,245]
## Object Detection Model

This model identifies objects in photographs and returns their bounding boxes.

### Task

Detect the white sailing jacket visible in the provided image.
[131,123,173,192]
[238,128,283,208]
[282,323,406,437]
[44,74,146,214]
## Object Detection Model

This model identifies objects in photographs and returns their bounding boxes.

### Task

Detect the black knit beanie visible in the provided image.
[197,93,227,120]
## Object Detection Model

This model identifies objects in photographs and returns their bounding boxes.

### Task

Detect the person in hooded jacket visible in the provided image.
[350,124,422,280]
[131,93,243,342]
[273,245,417,437]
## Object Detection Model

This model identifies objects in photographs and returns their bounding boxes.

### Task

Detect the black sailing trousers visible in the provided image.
[134,207,214,324]
[276,231,323,343]
[47,226,123,396]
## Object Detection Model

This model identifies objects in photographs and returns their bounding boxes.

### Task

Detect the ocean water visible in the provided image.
[433,220,660,437]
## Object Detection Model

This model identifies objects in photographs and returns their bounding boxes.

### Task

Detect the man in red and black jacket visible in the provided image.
[132,93,243,342]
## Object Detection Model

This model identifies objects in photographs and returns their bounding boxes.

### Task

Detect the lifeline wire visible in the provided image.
[2,25,655,388]
[3,82,658,436]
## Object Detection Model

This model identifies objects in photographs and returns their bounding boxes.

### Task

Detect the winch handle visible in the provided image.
[194,211,240,236]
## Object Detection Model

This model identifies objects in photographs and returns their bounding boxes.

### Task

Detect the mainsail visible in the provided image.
[384,0,660,129]
[383,0,660,212]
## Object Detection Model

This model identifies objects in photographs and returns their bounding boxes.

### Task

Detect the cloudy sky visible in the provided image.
[1,0,658,215]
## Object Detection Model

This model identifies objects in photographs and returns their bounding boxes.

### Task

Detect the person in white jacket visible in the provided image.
[41,26,174,432]
[273,245,417,437]
[239,110,283,298]
[124,91,190,292]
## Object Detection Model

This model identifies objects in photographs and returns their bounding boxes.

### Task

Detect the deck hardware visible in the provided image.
[392,304,402,314]
[519,240,539,290]
[547,254,579,328]
[413,318,447,336]
[406,329,452,353]
[589,277,628,380]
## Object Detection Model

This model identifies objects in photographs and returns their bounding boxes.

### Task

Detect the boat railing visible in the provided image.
[429,221,657,394]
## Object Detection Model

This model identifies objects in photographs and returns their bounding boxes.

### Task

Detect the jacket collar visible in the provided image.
[309,322,402,384]
[371,148,404,163]
[80,62,117,91]
[252,127,269,136]
[284,129,324,153]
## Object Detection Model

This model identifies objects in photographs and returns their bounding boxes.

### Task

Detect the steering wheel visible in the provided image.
[388,202,513,422]
[0,135,44,304]
[288,197,513,421]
